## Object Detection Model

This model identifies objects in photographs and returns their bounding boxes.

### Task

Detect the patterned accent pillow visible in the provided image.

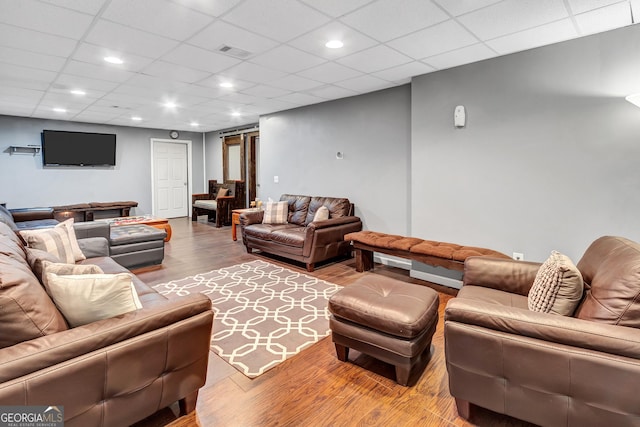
[60,218,86,262]
[262,201,289,224]
[40,260,104,293]
[528,251,584,316]
[45,272,143,327]
[20,221,76,264]
[313,206,329,222]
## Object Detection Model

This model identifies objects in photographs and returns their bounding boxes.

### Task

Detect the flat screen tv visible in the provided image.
[42,130,116,166]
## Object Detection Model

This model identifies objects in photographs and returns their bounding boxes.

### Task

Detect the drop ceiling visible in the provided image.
[0,0,637,132]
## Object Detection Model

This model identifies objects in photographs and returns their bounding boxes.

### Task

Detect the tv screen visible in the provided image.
[42,130,116,166]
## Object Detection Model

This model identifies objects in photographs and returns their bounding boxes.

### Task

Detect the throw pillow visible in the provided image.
[216,187,229,199]
[60,218,86,262]
[40,260,104,293]
[313,206,329,222]
[45,272,143,327]
[20,221,76,264]
[26,247,63,283]
[528,251,584,316]
[262,201,289,224]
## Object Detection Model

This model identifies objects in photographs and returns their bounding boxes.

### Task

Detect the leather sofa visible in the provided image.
[239,194,362,271]
[445,236,640,426]
[0,219,213,426]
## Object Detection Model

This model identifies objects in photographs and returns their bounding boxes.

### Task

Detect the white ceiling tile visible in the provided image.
[161,44,241,73]
[196,75,256,92]
[141,61,211,84]
[0,105,35,116]
[242,85,291,98]
[222,0,330,42]
[246,98,298,114]
[275,92,326,106]
[217,62,287,83]
[124,74,189,94]
[287,22,379,59]
[39,0,107,14]
[372,61,435,82]
[102,0,213,40]
[458,0,569,40]
[296,62,363,84]
[62,60,135,83]
[86,20,180,58]
[567,0,625,14]
[574,2,632,35]
[336,45,412,73]
[0,24,78,57]
[300,0,373,17]
[170,0,242,16]
[334,74,395,92]
[433,0,504,16]
[217,92,264,104]
[95,95,147,110]
[306,84,358,99]
[250,45,327,73]
[387,20,478,59]
[0,63,58,84]
[72,43,155,72]
[188,21,279,56]
[0,0,94,39]
[0,86,44,100]
[486,19,577,55]
[340,0,450,42]
[54,74,120,93]
[0,46,66,72]
[40,92,96,108]
[422,43,496,70]
[268,75,323,91]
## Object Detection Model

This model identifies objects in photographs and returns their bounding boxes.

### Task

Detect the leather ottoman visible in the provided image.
[109,224,166,269]
[329,274,439,386]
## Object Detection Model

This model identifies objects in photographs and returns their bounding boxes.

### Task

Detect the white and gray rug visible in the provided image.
[153,260,341,378]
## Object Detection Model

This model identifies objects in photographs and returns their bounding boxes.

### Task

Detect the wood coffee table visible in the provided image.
[231,208,261,241]
[99,216,172,242]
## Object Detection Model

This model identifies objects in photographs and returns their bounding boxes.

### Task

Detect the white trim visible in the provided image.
[373,254,411,270]
[202,132,207,192]
[410,270,463,289]
[150,138,193,217]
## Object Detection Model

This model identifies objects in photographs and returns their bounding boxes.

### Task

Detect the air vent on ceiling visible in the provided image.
[217,44,252,59]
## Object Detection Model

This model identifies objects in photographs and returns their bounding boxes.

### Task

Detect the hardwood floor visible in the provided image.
[135,218,532,427]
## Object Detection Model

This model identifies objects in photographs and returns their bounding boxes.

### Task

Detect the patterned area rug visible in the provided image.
[153,260,342,378]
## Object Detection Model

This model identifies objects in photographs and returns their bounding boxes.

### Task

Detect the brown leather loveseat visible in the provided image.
[445,236,640,426]
[0,220,213,426]
[239,194,362,271]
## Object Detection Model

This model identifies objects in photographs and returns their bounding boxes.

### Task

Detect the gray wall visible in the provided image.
[258,86,412,234]
[0,115,205,214]
[411,24,640,262]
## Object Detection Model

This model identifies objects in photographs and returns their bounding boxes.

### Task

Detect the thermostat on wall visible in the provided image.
[454,105,466,128]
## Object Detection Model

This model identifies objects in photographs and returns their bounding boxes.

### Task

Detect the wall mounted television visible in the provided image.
[41,130,117,167]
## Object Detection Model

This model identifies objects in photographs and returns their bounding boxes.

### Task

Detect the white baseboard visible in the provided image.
[409,270,463,290]
[373,254,411,270]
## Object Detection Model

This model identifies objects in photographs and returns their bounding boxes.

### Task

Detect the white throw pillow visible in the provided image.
[60,218,86,262]
[45,272,143,327]
[262,201,289,224]
[313,206,330,222]
[20,221,76,264]
[40,260,104,292]
[528,251,584,316]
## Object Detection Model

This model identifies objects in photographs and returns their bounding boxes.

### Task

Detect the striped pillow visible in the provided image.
[20,222,76,264]
[262,201,288,224]
[61,219,86,262]
[41,260,104,293]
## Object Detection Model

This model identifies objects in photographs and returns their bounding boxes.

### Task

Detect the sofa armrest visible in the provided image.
[308,215,361,230]
[240,210,264,225]
[445,298,640,359]
[10,207,54,222]
[0,294,213,382]
[73,221,110,240]
[463,256,541,296]
[77,237,110,258]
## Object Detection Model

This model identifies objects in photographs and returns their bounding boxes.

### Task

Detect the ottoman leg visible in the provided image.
[395,361,412,386]
[335,343,349,362]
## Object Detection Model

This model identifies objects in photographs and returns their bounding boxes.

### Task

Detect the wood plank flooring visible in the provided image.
[134,218,531,427]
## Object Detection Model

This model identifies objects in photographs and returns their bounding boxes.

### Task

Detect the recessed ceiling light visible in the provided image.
[131,116,142,121]
[164,101,177,109]
[53,107,66,113]
[325,40,344,49]
[219,82,233,88]
[70,89,85,96]
[104,56,124,64]
[190,121,199,127]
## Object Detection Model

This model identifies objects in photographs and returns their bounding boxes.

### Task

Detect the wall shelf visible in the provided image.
[9,146,40,156]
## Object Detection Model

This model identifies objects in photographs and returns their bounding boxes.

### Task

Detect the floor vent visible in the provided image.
[217,45,252,59]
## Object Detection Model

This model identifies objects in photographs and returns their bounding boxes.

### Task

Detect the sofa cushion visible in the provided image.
[575,236,640,327]
[270,227,306,247]
[280,195,310,226]
[262,201,288,224]
[193,199,217,210]
[45,272,142,327]
[458,285,530,309]
[19,221,76,264]
[528,251,584,316]
[305,197,350,225]
[243,223,293,241]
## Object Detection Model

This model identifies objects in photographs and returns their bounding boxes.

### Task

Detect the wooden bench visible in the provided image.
[53,201,138,222]
[344,231,510,272]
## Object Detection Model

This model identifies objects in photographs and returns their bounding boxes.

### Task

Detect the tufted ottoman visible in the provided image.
[328,274,439,386]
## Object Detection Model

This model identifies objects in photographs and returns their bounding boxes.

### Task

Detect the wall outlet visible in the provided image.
[512,252,524,261]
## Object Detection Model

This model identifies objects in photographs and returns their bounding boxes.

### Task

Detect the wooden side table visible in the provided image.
[231,208,261,241]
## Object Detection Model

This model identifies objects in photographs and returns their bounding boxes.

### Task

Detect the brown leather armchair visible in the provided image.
[192,180,245,227]
[444,236,640,426]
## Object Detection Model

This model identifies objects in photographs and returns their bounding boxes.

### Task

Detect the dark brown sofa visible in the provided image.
[445,236,640,426]
[0,219,213,426]
[239,194,362,271]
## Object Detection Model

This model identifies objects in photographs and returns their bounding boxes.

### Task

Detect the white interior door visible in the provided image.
[153,141,189,218]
